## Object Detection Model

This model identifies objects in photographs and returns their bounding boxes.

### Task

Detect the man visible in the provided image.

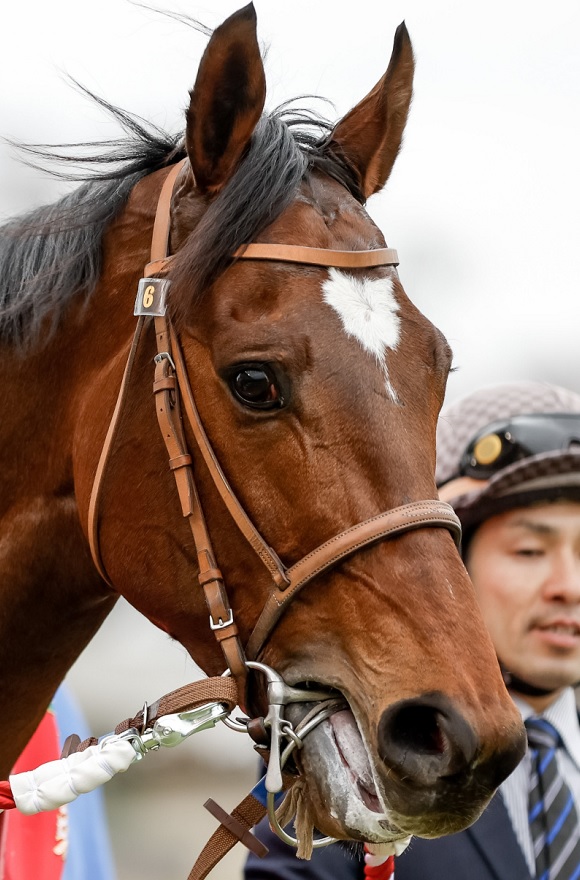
[244,380,580,880]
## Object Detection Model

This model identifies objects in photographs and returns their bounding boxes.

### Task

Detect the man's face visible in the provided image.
[466,501,580,693]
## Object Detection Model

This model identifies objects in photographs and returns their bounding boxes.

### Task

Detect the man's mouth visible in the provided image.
[538,621,580,634]
[533,619,580,646]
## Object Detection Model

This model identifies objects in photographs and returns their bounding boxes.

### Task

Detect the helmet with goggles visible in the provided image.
[436,381,580,533]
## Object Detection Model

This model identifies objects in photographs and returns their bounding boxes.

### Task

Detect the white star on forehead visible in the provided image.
[322,268,401,401]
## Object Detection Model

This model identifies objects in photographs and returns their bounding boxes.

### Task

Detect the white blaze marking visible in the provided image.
[322,268,401,401]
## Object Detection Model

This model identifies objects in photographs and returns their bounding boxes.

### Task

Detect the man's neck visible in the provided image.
[509,686,567,715]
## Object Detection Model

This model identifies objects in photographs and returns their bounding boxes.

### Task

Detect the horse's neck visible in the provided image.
[0,177,163,774]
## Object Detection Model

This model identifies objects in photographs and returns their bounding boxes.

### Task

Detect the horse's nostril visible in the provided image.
[389,704,447,756]
[378,692,478,786]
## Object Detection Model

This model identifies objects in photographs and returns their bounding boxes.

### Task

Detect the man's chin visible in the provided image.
[508,664,580,696]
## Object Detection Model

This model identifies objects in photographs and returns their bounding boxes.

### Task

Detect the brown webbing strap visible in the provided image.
[152,316,248,693]
[125,676,238,730]
[246,500,462,659]
[88,317,146,585]
[189,795,269,879]
[170,325,290,590]
[189,772,297,880]
[68,677,239,753]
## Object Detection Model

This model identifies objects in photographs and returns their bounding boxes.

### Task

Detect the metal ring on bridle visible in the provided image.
[266,700,346,849]
[221,662,344,849]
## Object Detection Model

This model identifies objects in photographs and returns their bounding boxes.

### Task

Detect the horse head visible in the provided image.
[67,3,525,851]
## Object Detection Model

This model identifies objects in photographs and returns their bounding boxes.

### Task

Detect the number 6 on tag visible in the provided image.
[134,278,171,317]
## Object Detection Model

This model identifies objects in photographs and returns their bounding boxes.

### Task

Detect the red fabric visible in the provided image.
[364,853,395,879]
[0,784,14,812]
[0,709,65,880]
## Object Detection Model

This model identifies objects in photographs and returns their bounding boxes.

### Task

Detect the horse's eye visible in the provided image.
[230,365,285,410]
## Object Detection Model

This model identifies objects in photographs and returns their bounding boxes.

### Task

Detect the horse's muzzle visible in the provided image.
[377,691,525,813]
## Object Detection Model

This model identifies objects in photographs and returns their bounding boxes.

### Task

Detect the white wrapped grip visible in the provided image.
[10,737,136,815]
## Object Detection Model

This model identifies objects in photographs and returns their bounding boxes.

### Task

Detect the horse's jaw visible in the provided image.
[286,705,410,846]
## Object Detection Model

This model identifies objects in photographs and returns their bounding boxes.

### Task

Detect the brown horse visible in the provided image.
[0,2,524,852]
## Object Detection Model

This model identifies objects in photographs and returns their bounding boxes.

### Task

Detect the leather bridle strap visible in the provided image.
[169,326,289,588]
[152,316,249,694]
[88,317,146,586]
[234,243,399,267]
[149,159,186,265]
[148,162,290,590]
[145,244,400,277]
[143,158,399,277]
[246,501,461,659]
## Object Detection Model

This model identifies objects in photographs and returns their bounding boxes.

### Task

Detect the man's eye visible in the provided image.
[230,365,285,410]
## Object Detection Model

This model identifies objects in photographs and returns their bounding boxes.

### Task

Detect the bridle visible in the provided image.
[87,158,462,706]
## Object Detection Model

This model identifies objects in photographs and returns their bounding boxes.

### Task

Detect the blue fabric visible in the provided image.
[52,686,117,880]
[526,716,580,880]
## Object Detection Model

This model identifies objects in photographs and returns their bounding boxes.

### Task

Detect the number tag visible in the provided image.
[134,278,171,317]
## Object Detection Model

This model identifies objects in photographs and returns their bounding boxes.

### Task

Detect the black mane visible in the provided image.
[0,97,362,348]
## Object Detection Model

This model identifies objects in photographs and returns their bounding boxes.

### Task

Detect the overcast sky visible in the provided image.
[3,0,579,403]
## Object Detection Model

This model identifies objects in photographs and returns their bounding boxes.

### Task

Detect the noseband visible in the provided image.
[88,159,461,702]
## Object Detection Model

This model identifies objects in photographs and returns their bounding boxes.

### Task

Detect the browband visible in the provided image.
[144,159,399,276]
[234,243,399,268]
[145,244,399,278]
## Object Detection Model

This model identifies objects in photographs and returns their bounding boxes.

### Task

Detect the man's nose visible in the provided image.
[544,548,580,602]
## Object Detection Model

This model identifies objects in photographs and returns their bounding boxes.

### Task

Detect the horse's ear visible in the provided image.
[328,22,414,199]
[185,3,266,194]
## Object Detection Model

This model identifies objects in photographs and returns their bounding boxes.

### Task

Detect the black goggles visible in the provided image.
[458,413,580,481]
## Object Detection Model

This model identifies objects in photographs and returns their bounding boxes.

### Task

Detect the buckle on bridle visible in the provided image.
[154,350,176,370]
[209,609,234,630]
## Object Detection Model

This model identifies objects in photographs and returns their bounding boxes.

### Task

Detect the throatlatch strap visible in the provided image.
[87,317,146,585]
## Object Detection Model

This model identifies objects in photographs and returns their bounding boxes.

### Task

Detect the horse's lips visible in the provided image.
[286,702,406,842]
[328,708,382,812]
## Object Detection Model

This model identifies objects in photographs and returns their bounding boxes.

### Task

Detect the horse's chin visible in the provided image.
[286,706,408,845]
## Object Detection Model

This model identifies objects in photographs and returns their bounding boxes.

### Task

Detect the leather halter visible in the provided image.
[88,159,461,700]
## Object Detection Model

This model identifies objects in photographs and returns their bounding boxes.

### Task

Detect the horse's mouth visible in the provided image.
[329,708,383,813]
[285,702,409,845]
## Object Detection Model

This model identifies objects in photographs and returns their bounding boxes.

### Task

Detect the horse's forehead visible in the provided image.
[268,176,384,250]
[208,175,440,401]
